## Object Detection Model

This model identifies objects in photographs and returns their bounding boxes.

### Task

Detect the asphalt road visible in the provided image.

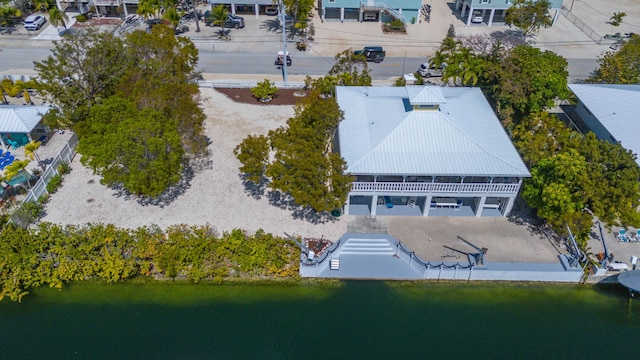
[0,43,597,82]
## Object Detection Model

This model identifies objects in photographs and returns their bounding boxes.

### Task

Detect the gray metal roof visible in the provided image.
[337,86,530,177]
[568,84,640,165]
[0,105,50,133]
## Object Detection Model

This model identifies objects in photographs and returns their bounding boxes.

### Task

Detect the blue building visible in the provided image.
[320,0,420,24]
[455,0,562,26]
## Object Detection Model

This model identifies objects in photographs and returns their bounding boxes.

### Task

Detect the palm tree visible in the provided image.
[2,160,31,189]
[137,0,162,19]
[24,141,44,171]
[211,4,229,37]
[48,6,69,30]
[162,7,182,32]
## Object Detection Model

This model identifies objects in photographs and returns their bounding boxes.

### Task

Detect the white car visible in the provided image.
[418,62,446,77]
[24,15,46,31]
[471,13,483,23]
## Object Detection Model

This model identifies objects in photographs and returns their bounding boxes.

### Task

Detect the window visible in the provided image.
[328,0,335,3]
[480,0,489,3]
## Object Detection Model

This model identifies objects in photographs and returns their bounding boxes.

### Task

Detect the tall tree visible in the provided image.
[235,91,352,213]
[522,150,594,241]
[34,30,129,127]
[590,34,640,84]
[77,97,184,197]
[505,0,553,39]
[48,6,69,30]
[485,45,569,127]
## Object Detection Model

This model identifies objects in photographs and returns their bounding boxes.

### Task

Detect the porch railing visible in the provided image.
[351,181,520,194]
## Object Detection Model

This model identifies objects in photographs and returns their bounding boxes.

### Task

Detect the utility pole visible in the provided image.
[280,0,288,84]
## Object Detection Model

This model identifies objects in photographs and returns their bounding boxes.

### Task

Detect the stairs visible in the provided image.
[339,238,396,255]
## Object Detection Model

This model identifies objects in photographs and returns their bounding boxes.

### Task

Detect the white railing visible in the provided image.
[9,134,78,224]
[351,182,520,194]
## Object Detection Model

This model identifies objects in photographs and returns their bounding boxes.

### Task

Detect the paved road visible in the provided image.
[1,43,597,82]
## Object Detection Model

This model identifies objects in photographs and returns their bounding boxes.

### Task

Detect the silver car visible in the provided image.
[418,62,446,77]
[24,15,46,31]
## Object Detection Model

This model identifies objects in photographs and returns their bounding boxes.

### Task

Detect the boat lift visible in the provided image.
[442,236,488,266]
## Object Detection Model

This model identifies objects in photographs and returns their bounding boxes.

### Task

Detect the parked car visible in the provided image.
[354,46,385,63]
[275,51,292,66]
[265,6,278,15]
[471,13,483,23]
[205,13,245,29]
[418,62,446,77]
[24,15,46,31]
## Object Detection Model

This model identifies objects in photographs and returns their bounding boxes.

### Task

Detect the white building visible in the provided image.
[336,85,530,217]
[568,84,640,168]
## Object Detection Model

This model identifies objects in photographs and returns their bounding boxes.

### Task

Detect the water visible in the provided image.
[1,281,638,359]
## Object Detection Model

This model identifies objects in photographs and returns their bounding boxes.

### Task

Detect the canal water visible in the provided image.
[1,281,638,359]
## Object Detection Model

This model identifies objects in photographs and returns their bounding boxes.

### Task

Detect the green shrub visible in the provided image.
[394,77,406,87]
[251,79,279,102]
[11,199,44,228]
[46,174,62,193]
[76,14,88,22]
[389,19,404,30]
[58,161,70,175]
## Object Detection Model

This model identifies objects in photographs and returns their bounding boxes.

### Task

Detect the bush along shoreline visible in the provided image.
[0,223,300,302]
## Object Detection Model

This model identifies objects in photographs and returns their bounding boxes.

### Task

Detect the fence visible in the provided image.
[560,8,603,44]
[198,80,306,89]
[9,134,78,224]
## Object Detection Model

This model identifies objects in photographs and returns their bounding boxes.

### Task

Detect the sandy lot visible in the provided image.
[41,88,346,241]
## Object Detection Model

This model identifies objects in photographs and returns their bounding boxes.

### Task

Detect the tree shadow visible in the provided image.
[111,160,208,208]
[267,189,338,224]
[259,19,282,34]
[239,173,269,200]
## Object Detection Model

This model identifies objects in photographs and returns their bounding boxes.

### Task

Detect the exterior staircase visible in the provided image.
[360,1,405,24]
[339,238,396,255]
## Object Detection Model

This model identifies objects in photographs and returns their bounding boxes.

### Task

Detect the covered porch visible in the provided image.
[0,105,52,151]
[346,195,511,217]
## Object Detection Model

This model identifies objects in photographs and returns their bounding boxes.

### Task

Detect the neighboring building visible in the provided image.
[454,0,562,26]
[336,85,530,217]
[0,105,52,151]
[320,0,420,24]
[568,84,640,167]
[207,0,282,17]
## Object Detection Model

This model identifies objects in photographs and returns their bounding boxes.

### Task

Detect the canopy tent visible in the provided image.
[0,105,50,150]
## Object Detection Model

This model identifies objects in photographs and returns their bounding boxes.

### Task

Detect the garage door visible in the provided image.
[325,8,340,20]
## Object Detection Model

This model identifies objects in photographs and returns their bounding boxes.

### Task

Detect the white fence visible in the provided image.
[9,134,78,224]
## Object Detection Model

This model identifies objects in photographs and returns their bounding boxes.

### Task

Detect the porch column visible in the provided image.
[340,7,344,22]
[359,8,362,22]
[488,8,495,26]
[423,195,432,216]
[255,4,259,18]
[122,2,128,17]
[371,195,378,216]
[344,196,350,215]
[503,196,516,216]
[231,3,236,15]
[0,136,7,151]
[465,7,472,26]
[552,8,560,26]
[461,4,467,18]
[476,196,487,217]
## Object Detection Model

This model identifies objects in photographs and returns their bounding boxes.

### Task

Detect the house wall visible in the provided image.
[467,0,562,10]
[322,0,421,23]
[574,101,616,142]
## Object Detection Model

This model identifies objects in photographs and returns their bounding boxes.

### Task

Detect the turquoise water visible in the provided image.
[1,281,639,359]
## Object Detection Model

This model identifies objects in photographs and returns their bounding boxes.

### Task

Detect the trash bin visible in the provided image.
[331,209,341,217]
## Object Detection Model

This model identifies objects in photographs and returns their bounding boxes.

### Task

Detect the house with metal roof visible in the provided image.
[567,84,640,167]
[0,105,51,151]
[336,85,530,217]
